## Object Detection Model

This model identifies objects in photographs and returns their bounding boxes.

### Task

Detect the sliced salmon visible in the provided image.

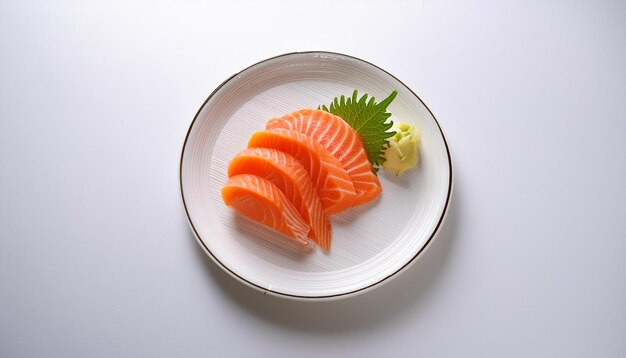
[248,128,357,215]
[228,148,331,251]
[267,109,382,206]
[221,174,310,245]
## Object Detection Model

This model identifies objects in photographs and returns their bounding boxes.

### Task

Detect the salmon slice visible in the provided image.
[248,128,357,214]
[228,148,331,251]
[221,174,310,245]
[267,109,382,206]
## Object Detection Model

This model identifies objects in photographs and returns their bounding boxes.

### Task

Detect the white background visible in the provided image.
[1,1,625,357]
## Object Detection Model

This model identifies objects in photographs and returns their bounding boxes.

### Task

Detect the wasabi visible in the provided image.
[382,122,420,175]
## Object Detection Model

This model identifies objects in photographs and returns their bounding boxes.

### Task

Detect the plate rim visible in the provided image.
[179,50,454,301]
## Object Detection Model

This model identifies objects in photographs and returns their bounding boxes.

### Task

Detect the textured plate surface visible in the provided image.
[180,52,452,300]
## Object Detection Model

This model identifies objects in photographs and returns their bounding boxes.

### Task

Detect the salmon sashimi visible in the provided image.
[221,174,310,246]
[248,128,357,214]
[227,148,331,251]
[266,109,382,206]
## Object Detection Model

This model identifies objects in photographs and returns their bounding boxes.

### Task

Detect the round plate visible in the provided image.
[180,51,452,300]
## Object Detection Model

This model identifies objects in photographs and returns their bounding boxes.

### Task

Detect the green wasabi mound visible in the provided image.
[382,122,420,175]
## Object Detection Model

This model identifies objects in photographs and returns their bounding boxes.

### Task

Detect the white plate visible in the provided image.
[180,51,453,300]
